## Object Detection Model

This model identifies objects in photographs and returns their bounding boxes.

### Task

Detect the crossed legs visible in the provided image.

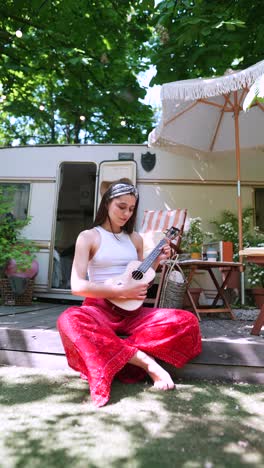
[57,299,201,406]
[123,306,201,390]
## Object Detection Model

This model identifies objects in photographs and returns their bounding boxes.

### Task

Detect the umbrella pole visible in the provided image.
[234,91,245,304]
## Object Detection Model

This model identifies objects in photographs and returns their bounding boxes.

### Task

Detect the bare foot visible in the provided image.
[129,350,175,391]
[147,358,175,390]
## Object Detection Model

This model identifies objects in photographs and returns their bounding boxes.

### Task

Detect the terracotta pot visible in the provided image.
[251,287,264,309]
[4,258,39,279]
[221,241,233,262]
[190,252,201,260]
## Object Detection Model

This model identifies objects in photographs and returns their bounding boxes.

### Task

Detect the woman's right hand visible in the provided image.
[115,281,149,300]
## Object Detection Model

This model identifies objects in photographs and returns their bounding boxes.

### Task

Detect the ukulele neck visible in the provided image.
[139,238,167,273]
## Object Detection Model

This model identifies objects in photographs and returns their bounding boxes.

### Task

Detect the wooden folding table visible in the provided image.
[177,260,243,320]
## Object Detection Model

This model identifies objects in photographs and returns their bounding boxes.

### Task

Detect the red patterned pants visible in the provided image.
[57,297,202,407]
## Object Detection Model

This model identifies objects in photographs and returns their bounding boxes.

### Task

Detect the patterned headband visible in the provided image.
[108,183,139,200]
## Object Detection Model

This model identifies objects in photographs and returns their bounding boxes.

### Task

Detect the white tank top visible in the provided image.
[88,226,138,283]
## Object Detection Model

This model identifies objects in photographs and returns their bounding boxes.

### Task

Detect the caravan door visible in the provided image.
[51,162,96,291]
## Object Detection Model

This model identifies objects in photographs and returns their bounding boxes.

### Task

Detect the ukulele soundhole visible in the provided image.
[132,269,143,280]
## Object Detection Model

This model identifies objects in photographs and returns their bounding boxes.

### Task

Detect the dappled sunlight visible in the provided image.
[1,368,264,467]
[0,367,83,406]
[222,385,264,412]
[222,385,264,433]
[203,401,228,418]
[175,383,205,400]
[224,442,262,465]
[105,387,172,437]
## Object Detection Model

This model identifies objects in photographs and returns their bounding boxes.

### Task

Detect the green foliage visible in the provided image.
[0,0,155,145]
[210,208,264,256]
[1,1,263,144]
[151,0,264,85]
[182,217,213,253]
[210,208,264,287]
[0,186,38,276]
[248,261,264,288]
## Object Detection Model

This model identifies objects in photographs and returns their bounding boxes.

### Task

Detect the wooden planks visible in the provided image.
[0,328,65,353]
[0,302,264,384]
[0,302,63,316]
[168,363,264,384]
[0,303,66,329]
[1,327,263,367]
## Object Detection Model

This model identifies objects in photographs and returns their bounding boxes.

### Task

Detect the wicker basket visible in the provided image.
[0,278,34,306]
[159,258,187,309]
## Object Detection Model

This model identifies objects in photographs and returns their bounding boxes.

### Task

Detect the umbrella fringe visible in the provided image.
[162,60,264,102]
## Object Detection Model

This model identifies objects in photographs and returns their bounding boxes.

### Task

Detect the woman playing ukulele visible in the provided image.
[57,182,201,407]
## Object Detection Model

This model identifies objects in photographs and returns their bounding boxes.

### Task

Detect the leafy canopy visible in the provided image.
[0,1,263,144]
[0,0,155,145]
[151,0,264,85]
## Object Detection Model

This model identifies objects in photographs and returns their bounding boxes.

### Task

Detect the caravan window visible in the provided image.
[0,183,30,220]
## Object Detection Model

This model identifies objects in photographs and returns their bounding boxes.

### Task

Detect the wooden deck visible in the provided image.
[0,301,264,384]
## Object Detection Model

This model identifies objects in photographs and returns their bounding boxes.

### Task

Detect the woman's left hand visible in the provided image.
[157,241,171,263]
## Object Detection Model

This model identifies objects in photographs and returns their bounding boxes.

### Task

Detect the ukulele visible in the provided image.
[105,226,179,311]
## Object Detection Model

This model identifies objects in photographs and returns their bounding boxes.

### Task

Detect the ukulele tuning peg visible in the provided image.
[164,226,180,239]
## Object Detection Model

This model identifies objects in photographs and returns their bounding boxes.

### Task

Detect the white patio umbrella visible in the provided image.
[148,60,264,258]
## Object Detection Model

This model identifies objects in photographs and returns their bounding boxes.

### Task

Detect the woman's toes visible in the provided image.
[153,378,175,391]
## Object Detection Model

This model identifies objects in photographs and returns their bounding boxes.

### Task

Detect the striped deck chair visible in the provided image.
[140,209,187,259]
[139,209,187,307]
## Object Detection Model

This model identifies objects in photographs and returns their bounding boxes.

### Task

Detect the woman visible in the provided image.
[57,182,201,407]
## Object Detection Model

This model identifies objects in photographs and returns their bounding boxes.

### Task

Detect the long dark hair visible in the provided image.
[93,182,139,234]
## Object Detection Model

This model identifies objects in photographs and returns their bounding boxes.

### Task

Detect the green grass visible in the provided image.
[0,366,264,468]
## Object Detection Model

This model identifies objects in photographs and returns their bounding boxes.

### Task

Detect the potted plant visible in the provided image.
[210,208,264,306]
[181,217,213,308]
[0,186,39,305]
[182,217,213,259]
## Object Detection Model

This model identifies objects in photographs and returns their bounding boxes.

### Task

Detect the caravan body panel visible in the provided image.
[0,143,263,298]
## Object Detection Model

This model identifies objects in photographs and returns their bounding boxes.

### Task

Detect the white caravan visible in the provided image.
[0,143,263,299]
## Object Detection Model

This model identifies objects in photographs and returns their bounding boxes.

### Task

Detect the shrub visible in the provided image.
[0,186,38,277]
[210,208,264,287]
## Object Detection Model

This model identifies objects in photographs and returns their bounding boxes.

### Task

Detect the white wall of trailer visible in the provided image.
[0,143,263,298]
